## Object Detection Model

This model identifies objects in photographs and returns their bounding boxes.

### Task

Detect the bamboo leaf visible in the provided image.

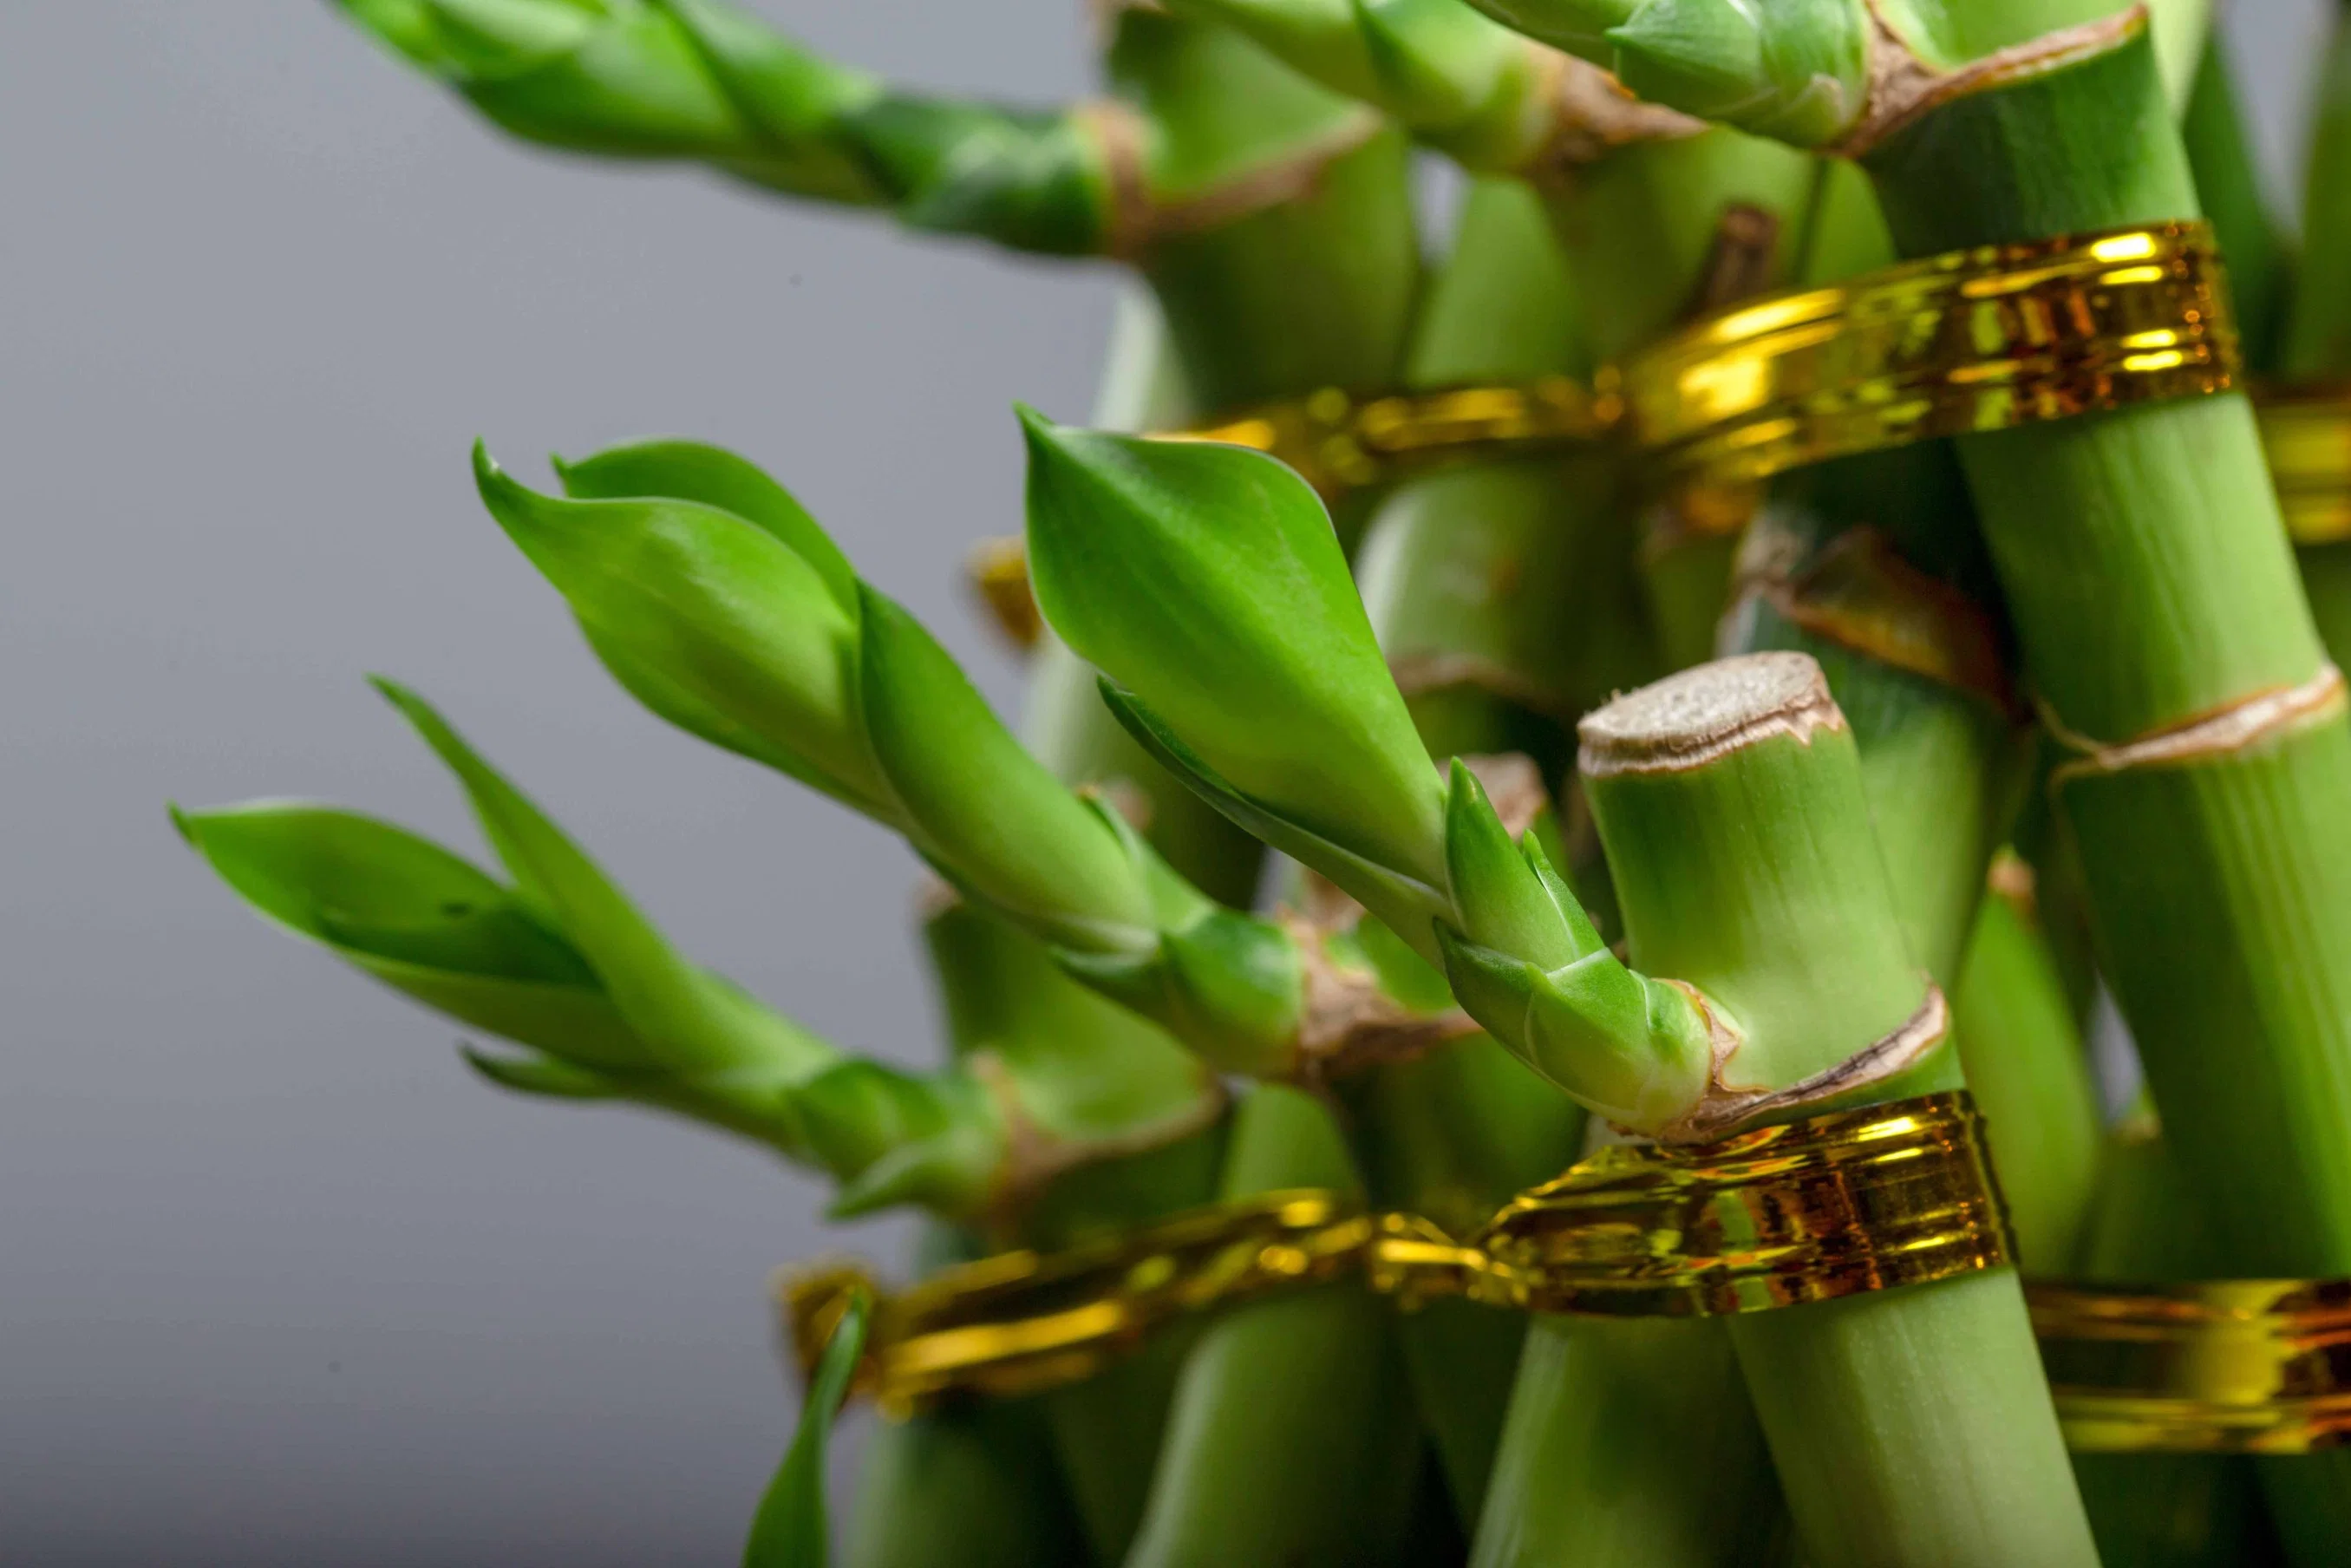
[171,800,650,1065]
[742,1283,871,1568]
[554,438,858,613]
[1442,761,1597,970]
[854,585,1157,957]
[372,677,833,1078]
[1095,679,1450,961]
[473,442,896,820]
[1020,408,1449,892]
[459,1045,623,1099]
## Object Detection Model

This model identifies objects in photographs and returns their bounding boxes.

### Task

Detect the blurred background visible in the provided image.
[0,3,2330,1562]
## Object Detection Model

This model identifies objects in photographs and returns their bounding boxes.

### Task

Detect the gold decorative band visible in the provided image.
[2258,384,2351,546]
[1158,376,1619,497]
[782,1090,2011,1414]
[1620,221,2239,487]
[2029,1277,2351,1454]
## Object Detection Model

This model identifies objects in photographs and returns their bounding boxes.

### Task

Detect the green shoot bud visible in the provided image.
[475,442,896,822]
[1606,0,1864,147]
[1456,0,1636,61]
[173,799,650,1068]
[795,1059,1002,1218]
[369,677,830,1078]
[1019,408,1449,898]
[855,587,1158,957]
[1434,922,1714,1130]
[1441,760,1597,971]
[336,0,1113,251]
[175,691,1032,1217]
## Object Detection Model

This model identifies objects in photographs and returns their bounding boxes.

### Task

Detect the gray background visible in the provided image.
[0,3,2328,1562]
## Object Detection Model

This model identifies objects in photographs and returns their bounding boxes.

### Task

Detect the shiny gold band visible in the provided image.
[783,1090,2011,1414]
[2258,385,2351,546]
[2028,1277,2351,1454]
[1621,221,2238,486]
[1158,376,1620,497]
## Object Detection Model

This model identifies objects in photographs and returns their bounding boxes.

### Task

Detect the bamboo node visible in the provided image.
[1834,5,2149,160]
[2044,663,2348,781]
[1660,982,1950,1144]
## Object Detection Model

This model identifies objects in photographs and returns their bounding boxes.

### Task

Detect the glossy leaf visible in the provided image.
[1021,408,1448,892]
[856,585,1155,957]
[374,677,833,1078]
[742,1283,871,1568]
[474,445,895,821]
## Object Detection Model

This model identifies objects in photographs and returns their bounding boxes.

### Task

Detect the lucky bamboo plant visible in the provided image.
[177,1,2351,1563]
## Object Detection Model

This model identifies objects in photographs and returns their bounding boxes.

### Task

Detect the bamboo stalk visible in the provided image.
[1345,177,1603,1524]
[846,1224,1097,1568]
[1021,398,2100,1560]
[1576,657,2097,1567]
[1123,1085,1426,1568]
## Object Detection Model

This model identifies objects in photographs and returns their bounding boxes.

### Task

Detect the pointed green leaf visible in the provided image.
[474,442,894,820]
[173,800,653,1065]
[373,678,831,1078]
[1096,680,1451,961]
[421,0,608,78]
[1443,761,1597,970]
[855,585,1154,956]
[1601,0,1864,145]
[554,438,857,613]
[742,1283,871,1568]
[460,1044,623,1099]
[920,899,1219,1145]
[1436,923,1714,1133]
[1021,409,1447,889]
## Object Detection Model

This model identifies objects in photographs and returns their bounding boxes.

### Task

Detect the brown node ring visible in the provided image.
[2044,663,2348,782]
[1834,3,2149,160]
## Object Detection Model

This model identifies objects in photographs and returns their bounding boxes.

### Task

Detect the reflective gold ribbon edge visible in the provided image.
[782,1090,2015,1417]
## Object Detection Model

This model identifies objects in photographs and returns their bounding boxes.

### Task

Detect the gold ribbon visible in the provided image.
[2257,384,2351,546]
[1159,376,1620,497]
[782,1090,2012,1415]
[1146,221,2237,499]
[2029,1277,2351,1454]
[1619,221,2238,486]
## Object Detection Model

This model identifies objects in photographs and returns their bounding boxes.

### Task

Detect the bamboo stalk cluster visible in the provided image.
[180,1,2351,1564]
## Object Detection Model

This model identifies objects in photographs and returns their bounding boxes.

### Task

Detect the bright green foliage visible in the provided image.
[338,0,1107,252]
[1452,0,1868,145]
[1019,414,1721,1133]
[173,684,1017,1214]
[743,1283,871,1568]
[478,438,1385,1077]
[1020,412,1450,906]
[1436,766,1713,1129]
[1159,0,1558,172]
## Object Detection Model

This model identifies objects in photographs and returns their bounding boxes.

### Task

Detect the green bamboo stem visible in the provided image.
[1346,177,1603,1524]
[2062,1119,2290,1568]
[1123,1085,1425,1568]
[1406,10,2351,1558]
[1949,866,2104,1271]
[2284,3,2351,383]
[846,1223,1096,1568]
[1853,3,2351,1271]
[1472,1316,1790,1568]
[2279,7,2351,676]
[1576,657,2096,1568]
